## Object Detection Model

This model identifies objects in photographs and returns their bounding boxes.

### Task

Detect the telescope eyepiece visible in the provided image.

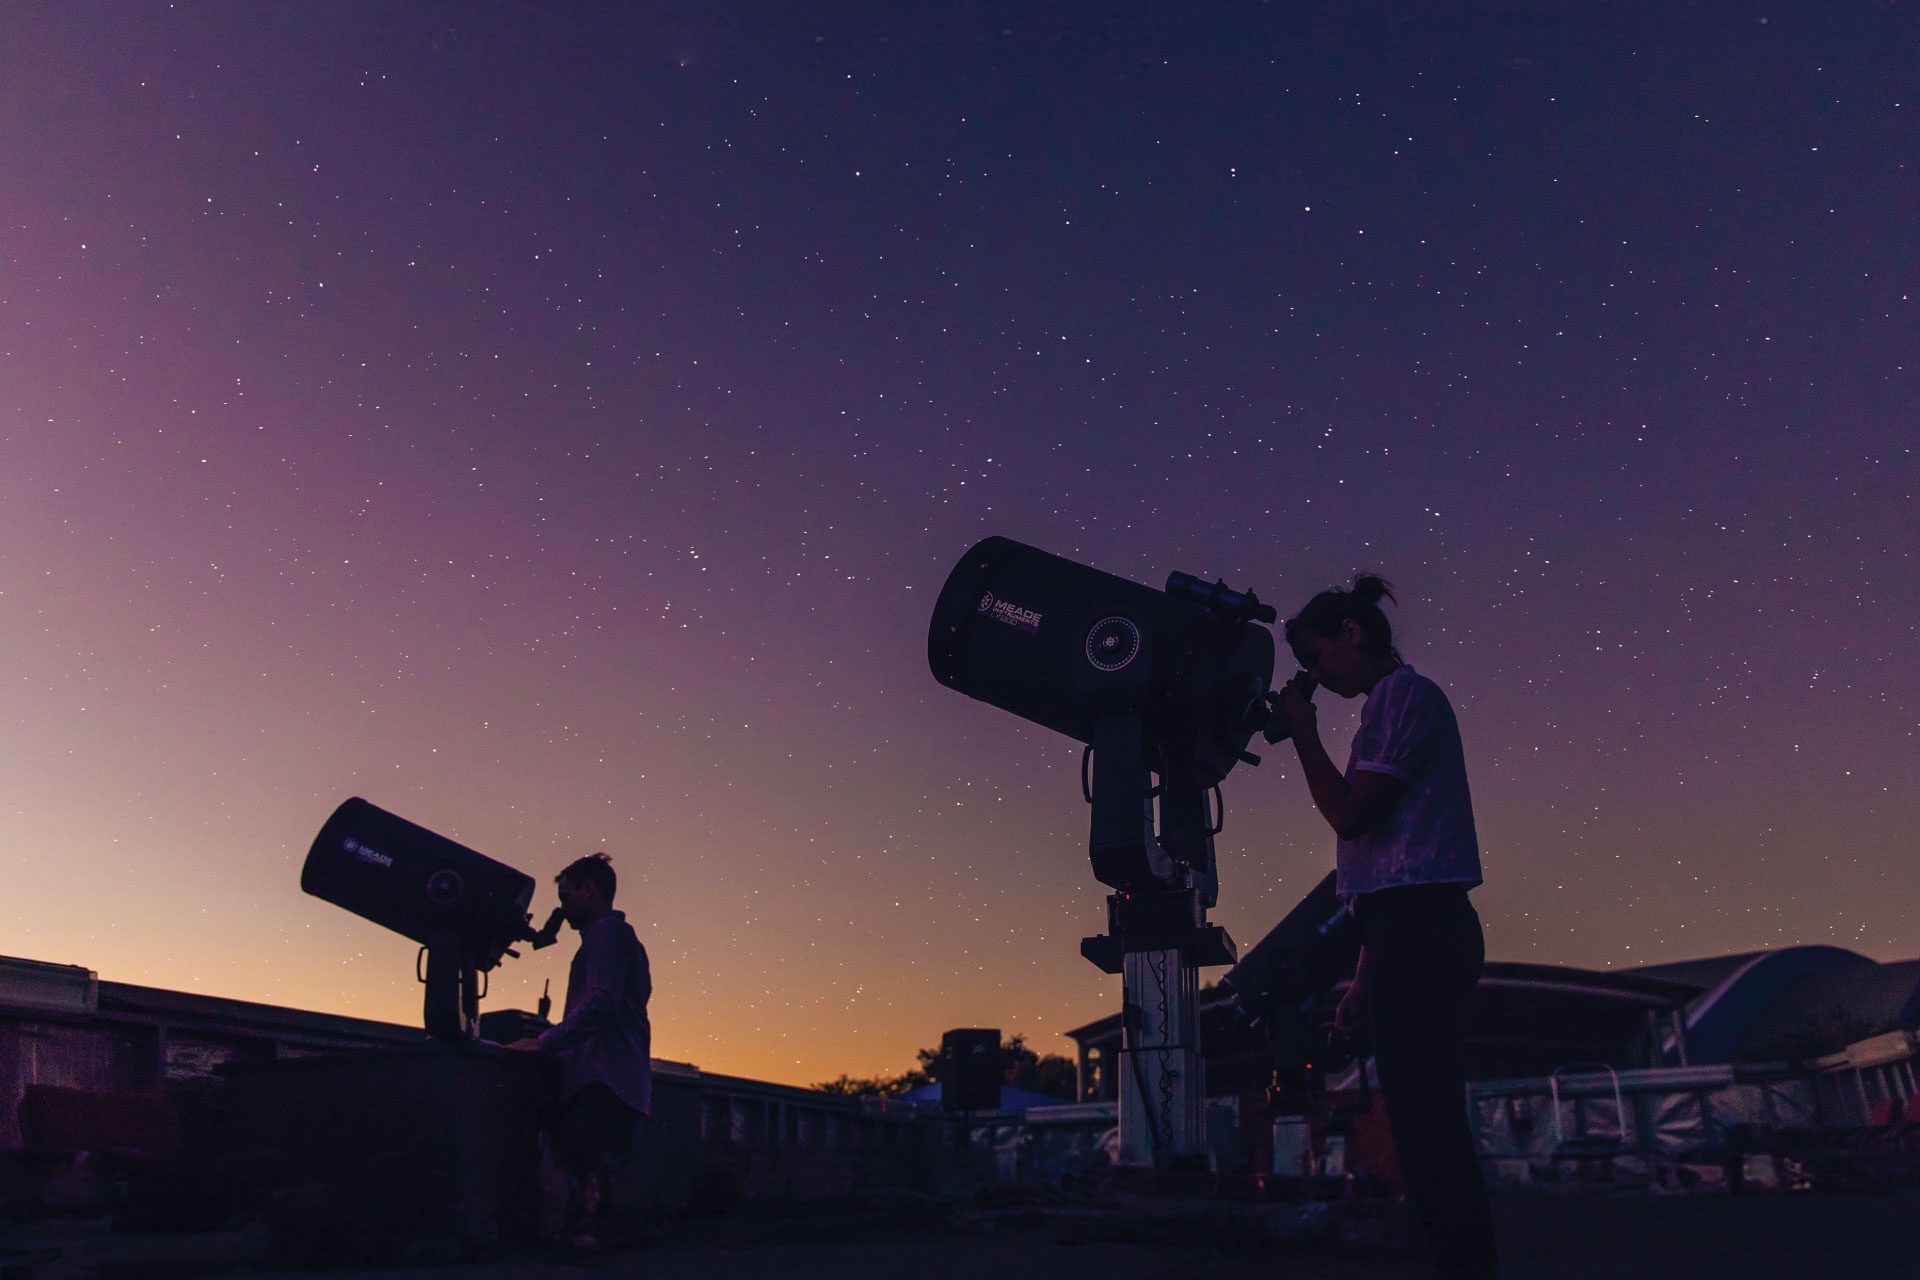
[525,906,566,950]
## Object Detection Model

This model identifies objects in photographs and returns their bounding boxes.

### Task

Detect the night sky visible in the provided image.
[2,2,1913,1086]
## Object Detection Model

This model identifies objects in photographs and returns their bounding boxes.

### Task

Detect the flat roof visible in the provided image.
[95,980,424,1045]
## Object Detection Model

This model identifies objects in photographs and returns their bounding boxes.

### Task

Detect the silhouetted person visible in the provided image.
[1265,576,1496,1280]
[509,851,650,1250]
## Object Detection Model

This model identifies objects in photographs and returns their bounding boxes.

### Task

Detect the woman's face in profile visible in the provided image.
[1290,619,1377,699]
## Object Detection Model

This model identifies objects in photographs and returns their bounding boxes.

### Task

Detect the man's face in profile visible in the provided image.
[555,874,605,930]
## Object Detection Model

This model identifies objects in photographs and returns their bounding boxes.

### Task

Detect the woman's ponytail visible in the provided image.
[1350,574,1396,610]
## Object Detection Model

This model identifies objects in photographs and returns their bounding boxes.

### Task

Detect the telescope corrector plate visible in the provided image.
[1085,616,1143,672]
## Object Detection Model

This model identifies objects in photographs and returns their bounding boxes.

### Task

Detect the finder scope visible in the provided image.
[1164,571,1278,626]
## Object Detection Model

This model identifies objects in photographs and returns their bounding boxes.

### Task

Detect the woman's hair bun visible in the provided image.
[1286,573,1401,663]
[1351,574,1396,607]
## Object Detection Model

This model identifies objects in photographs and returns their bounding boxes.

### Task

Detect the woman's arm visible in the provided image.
[1294,726,1405,839]
[1276,687,1406,838]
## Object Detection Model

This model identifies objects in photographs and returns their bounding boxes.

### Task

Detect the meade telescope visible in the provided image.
[929,536,1277,913]
[302,798,562,1040]
[929,536,1279,1166]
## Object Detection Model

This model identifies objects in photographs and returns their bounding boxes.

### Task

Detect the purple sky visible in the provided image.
[2,2,1913,1085]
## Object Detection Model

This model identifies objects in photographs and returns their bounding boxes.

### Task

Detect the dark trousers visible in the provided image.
[1357,884,1498,1280]
[555,1082,640,1175]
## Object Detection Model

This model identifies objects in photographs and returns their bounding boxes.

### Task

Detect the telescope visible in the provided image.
[929,536,1277,910]
[1217,869,1359,1028]
[302,798,562,1040]
[1217,871,1369,1132]
[928,536,1283,1166]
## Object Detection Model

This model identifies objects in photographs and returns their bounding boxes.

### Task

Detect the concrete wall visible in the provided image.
[0,954,949,1217]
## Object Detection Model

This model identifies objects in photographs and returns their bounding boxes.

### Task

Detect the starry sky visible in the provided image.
[2,1,1913,1086]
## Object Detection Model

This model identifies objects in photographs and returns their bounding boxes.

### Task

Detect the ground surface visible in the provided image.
[5,1189,1914,1279]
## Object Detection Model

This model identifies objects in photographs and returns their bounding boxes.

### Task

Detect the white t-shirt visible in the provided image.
[1334,664,1483,899]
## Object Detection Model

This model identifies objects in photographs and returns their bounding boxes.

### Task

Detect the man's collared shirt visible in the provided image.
[537,908,652,1113]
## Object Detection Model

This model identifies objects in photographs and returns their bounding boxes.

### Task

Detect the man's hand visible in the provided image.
[504,1037,544,1051]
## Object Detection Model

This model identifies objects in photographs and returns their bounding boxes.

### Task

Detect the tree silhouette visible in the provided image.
[813,1033,1077,1100]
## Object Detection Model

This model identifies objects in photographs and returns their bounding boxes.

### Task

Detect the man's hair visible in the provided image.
[557,851,616,902]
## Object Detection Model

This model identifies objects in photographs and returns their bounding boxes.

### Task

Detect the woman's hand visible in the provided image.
[1274,677,1406,838]
[1332,947,1370,1046]
[1264,673,1319,744]
[1333,983,1367,1044]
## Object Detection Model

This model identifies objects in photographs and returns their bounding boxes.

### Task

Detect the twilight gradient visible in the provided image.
[1,2,1913,1085]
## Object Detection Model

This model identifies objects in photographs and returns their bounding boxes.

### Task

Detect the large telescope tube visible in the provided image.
[928,537,1275,895]
[928,537,1274,786]
[303,798,538,1038]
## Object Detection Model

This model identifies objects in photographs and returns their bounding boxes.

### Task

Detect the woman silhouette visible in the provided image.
[1266,575,1497,1280]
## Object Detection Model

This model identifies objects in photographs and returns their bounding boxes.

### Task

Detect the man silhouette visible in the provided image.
[510,852,650,1249]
